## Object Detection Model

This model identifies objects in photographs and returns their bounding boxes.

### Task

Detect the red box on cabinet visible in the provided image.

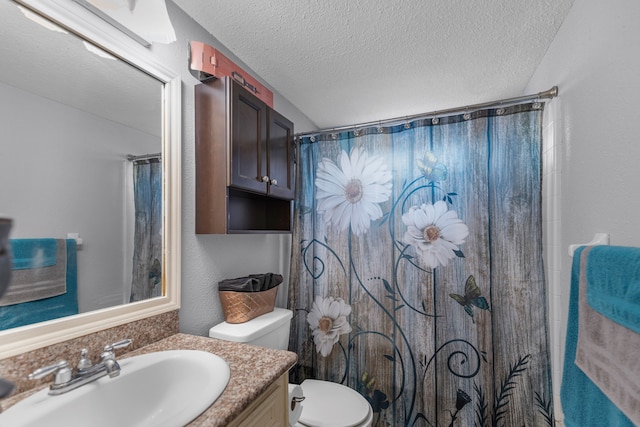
[189,40,274,108]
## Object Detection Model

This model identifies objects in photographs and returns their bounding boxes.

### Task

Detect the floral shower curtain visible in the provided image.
[129,158,162,302]
[289,103,554,426]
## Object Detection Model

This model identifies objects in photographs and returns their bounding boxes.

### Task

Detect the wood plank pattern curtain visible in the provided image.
[289,103,554,426]
[129,158,162,302]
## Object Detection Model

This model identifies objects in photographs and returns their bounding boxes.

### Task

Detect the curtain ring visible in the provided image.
[533,96,542,109]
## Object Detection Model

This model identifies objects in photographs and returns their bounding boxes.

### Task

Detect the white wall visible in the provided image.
[0,82,159,312]
[144,2,316,336]
[526,0,640,422]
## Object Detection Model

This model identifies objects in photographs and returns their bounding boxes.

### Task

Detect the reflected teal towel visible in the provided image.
[561,246,634,427]
[0,239,78,330]
[586,245,640,333]
[10,238,57,270]
[1,239,67,306]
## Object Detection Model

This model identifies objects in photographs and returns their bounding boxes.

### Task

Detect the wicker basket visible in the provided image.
[219,286,278,324]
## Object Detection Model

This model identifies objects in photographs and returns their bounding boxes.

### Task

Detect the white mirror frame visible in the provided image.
[0,0,181,359]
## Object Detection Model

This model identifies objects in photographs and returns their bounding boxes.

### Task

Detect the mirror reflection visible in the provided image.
[0,0,164,331]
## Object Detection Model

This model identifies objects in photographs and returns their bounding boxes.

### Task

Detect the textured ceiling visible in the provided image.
[172,0,574,130]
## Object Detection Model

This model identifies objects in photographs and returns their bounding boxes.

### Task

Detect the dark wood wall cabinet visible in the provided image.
[195,77,295,234]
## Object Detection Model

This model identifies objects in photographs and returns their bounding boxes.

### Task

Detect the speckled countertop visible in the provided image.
[3,333,297,426]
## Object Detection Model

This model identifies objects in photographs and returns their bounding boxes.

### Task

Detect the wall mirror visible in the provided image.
[0,0,181,359]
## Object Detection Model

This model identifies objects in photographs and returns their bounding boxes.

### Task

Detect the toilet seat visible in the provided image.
[297,379,373,427]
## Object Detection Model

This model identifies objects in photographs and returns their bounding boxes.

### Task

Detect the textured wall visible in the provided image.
[526,0,640,422]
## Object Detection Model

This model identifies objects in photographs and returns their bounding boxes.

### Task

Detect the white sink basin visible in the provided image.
[1,350,230,427]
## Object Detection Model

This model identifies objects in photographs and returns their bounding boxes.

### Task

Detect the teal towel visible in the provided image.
[561,246,634,427]
[586,245,640,333]
[10,238,57,270]
[0,239,78,330]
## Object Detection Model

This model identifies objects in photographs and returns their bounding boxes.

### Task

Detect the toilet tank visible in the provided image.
[208,307,293,350]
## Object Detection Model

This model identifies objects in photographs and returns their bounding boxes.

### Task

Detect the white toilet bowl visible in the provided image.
[209,308,373,427]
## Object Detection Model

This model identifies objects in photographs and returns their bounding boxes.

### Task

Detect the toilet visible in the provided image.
[209,308,373,427]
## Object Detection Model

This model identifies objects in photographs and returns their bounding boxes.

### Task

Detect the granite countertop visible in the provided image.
[2,333,297,427]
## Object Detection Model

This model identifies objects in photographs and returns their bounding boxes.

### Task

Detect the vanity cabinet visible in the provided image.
[228,373,289,427]
[196,77,295,234]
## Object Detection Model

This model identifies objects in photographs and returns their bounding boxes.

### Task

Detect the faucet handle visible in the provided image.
[28,361,72,385]
[77,349,93,371]
[100,339,130,379]
[103,339,132,353]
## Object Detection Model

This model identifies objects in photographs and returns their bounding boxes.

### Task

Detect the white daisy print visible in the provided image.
[402,201,469,269]
[307,295,352,357]
[315,147,392,236]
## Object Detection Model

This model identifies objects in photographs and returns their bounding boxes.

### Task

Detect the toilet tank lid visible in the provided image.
[208,307,293,343]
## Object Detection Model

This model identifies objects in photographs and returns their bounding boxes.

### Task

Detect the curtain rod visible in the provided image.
[126,152,161,161]
[296,85,558,138]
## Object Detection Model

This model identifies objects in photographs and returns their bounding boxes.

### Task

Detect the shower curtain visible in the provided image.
[129,158,162,302]
[289,103,554,426]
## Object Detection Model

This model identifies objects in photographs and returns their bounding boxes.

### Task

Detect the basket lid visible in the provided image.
[209,307,293,343]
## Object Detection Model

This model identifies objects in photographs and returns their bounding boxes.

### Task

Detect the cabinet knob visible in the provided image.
[270,178,278,186]
[261,175,270,183]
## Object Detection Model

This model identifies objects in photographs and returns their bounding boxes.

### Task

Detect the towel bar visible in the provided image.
[568,233,609,257]
[66,233,83,248]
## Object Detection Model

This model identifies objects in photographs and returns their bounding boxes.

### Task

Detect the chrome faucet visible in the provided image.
[0,377,15,413]
[28,339,132,395]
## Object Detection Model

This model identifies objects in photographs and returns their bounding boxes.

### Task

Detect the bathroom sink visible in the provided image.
[0,349,230,427]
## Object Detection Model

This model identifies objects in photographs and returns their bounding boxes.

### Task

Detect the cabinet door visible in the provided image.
[231,81,268,194]
[227,373,288,427]
[267,109,295,200]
